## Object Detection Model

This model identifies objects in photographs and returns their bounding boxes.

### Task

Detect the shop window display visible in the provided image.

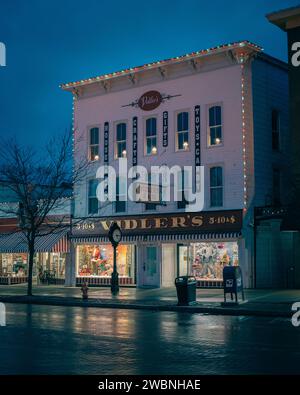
[36,253,66,282]
[77,244,135,280]
[0,253,28,277]
[190,242,238,281]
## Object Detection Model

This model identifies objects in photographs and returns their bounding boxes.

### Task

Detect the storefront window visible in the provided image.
[190,242,238,281]
[77,244,135,279]
[36,252,66,280]
[0,253,28,277]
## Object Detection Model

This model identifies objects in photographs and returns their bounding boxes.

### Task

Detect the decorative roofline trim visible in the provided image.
[60,40,262,91]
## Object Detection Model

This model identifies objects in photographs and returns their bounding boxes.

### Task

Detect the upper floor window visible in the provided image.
[272,109,280,151]
[272,168,281,206]
[176,112,189,151]
[145,118,157,155]
[210,166,223,207]
[177,169,190,209]
[145,174,158,211]
[116,123,127,158]
[208,105,222,146]
[88,179,99,214]
[115,176,126,213]
[89,127,99,161]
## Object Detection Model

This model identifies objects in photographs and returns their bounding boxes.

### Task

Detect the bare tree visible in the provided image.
[0,130,88,296]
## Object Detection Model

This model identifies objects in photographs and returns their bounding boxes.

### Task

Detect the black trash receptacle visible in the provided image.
[175,276,197,306]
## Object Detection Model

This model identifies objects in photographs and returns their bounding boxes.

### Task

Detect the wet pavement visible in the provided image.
[1,284,300,303]
[1,285,299,317]
[1,303,300,375]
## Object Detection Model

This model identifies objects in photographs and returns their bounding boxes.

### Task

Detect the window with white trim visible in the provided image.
[116,123,127,158]
[115,176,126,213]
[89,127,99,161]
[88,179,99,214]
[176,112,189,151]
[177,169,191,209]
[145,173,157,211]
[145,118,157,155]
[208,106,222,146]
[210,166,223,207]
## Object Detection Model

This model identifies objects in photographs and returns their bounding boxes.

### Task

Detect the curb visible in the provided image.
[0,296,292,318]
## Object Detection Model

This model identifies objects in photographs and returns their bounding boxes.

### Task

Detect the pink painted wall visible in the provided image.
[73,63,244,217]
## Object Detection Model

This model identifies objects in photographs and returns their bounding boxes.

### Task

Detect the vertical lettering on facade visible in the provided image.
[132,116,138,166]
[104,122,109,163]
[163,111,168,147]
[195,105,201,166]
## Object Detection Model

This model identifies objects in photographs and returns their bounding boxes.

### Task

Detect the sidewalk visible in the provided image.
[0,284,299,317]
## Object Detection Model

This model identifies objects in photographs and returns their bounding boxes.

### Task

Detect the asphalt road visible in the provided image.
[0,304,299,375]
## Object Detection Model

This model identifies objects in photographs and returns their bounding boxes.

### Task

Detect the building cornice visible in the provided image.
[60,40,262,94]
[267,6,300,31]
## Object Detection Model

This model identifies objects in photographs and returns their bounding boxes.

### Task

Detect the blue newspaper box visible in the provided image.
[223,266,245,303]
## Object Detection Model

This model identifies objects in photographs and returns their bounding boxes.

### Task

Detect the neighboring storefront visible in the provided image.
[36,252,67,285]
[71,210,243,288]
[0,230,69,285]
[0,252,28,284]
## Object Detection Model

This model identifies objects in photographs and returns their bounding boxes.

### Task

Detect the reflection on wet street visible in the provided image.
[0,304,300,374]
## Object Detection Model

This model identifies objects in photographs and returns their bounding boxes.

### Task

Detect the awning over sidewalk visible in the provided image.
[0,232,25,253]
[0,229,69,253]
[34,229,69,253]
[72,231,242,244]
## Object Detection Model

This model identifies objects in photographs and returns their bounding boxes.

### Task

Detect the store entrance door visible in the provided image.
[142,246,159,287]
[177,244,190,276]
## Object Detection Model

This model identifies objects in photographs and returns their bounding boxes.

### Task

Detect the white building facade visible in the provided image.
[62,41,290,289]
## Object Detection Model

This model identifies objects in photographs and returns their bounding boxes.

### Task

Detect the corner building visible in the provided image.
[61,41,290,289]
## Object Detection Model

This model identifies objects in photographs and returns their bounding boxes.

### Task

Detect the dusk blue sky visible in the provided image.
[0,0,298,147]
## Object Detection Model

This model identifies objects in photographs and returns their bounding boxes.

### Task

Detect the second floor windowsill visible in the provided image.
[176,148,191,153]
[144,152,158,157]
[207,143,224,149]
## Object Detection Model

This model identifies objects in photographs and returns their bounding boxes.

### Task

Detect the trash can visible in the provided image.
[175,276,197,306]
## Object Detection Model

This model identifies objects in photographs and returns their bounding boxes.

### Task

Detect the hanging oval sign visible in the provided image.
[138,90,162,111]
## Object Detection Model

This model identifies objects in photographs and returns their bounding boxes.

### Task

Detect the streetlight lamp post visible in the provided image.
[111,244,118,294]
[108,222,122,295]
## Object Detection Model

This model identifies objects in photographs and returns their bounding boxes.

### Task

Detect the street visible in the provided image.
[0,304,300,375]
